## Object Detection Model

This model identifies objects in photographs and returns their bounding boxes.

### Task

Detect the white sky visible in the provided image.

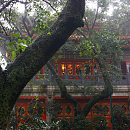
[14,1,114,15]
[0,52,7,70]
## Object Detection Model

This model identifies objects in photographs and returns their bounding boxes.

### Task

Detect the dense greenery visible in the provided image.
[113,104,130,130]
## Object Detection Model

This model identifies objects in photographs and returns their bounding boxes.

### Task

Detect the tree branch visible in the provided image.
[91,3,99,30]
[76,28,86,38]
[119,19,130,26]
[22,16,31,37]
[75,26,113,117]
[0,22,11,42]
[82,49,113,116]
[5,0,85,110]
[42,0,58,14]
[82,87,109,116]
[84,15,90,31]
[0,0,16,13]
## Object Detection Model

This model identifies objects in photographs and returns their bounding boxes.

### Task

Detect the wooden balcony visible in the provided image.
[28,70,130,86]
[18,69,129,98]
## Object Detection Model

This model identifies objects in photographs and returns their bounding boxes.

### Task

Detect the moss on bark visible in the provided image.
[0,0,85,129]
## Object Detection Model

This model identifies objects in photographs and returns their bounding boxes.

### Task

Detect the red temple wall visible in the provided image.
[16,96,47,121]
[15,96,129,129]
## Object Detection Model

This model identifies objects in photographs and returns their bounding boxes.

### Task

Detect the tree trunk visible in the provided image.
[0,0,85,129]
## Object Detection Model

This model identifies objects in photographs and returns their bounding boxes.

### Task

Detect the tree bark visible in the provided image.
[0,0,85,129]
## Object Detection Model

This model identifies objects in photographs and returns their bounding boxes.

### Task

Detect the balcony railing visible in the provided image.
[29,70,130,86]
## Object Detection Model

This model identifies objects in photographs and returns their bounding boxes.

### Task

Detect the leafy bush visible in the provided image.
[10,99,45,129]
[113,104,130,130]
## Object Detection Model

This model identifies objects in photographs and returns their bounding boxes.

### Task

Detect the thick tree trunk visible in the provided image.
[81,87,111,117]
[0,0,85,129]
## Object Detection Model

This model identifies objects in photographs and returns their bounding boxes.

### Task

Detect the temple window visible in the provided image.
[93,105,109,115]
[68,64,73,75]
[94,64,98,74]
[85,65,91,75]
[17,106,25,116]
[65,106,72,115]
[75,64,81,75]
[57,106,63,115]
[121,105,127,113]
[61,64,66,75]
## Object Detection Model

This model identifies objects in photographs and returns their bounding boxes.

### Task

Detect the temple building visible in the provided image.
[14,29,130,129]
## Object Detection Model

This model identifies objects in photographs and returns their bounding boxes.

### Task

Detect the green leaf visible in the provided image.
[11,33,20,38]
[18,39,22,43]
[11,51,16,61]
[47,32,51,35]
[79,52,83,56]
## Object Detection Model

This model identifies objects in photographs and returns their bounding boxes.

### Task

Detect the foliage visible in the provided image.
[92,115,109,130]
[10,100,130,130]
[10,99,63,129]
[106,0,130,35]
[45,100,109,130]
[10,99,109,130]
[0,0,62,62]
[10,99,45,129]
[78,30,126,82]
[73,115,93,130]
[46,100,62,121]
[57,115,109,130]
[113,104,130,130]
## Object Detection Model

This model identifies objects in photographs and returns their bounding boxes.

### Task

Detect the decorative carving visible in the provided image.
[65,106,72,115]
[93,105,109,115]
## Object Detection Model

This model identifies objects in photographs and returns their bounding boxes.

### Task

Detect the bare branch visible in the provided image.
[92,2,99,30]
[30,22,37,37]
[14,22,26,38]
[0,0,16,13]
[0,21,11,42]
[42,0,58,13]
[119,19,130,26]
[17,0,29,4]
[83,15,90,31]
[22,16,31,37]
[76,28,86,38]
